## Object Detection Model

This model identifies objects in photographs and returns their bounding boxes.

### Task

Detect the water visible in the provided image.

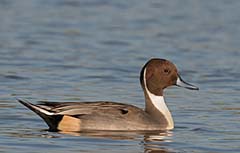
[0,0,239,152]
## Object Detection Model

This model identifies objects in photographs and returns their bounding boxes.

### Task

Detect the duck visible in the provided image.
[18,58,199,132]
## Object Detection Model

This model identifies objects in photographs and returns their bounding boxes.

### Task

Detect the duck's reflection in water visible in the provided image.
[143,131,177,153]
[60,130,177,153]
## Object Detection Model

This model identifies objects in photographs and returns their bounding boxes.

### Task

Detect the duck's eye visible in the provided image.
[164,69,170,74]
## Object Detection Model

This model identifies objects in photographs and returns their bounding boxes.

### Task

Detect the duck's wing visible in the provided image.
[37,101,133,116]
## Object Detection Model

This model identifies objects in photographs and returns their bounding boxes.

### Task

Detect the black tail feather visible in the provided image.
[18,99,63,131]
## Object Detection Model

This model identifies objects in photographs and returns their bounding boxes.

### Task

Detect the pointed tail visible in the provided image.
[18,99,63,131]
[18,99,54,116]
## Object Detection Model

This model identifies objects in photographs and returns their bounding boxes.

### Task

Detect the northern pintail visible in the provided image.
[18,58,198,131]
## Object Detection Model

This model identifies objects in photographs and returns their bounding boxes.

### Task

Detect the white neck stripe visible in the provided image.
[143,68,174,129]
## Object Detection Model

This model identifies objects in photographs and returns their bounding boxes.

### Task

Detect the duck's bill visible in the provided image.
[176,75,199,90]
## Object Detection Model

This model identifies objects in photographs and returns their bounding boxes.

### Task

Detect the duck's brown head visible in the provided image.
[140,58,198,96]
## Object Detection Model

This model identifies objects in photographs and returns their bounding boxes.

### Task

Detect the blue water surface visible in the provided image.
[0,0,239,153]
